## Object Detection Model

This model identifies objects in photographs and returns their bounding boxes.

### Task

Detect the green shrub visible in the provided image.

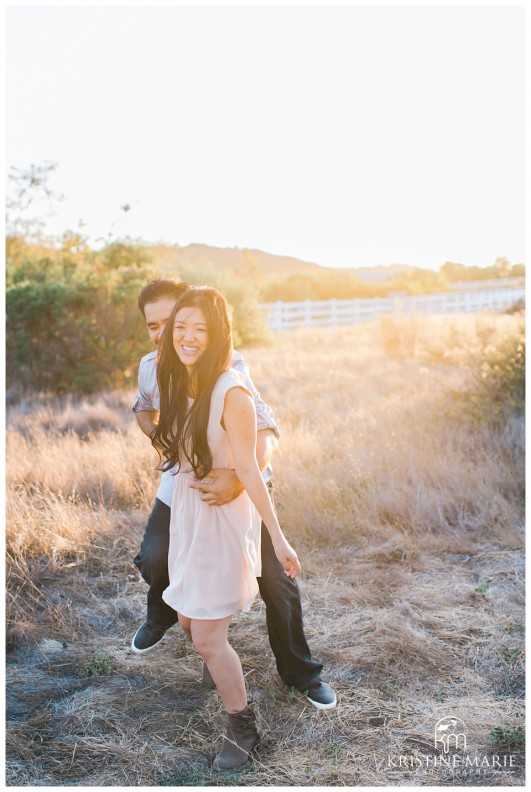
[6,241,270,395]
[6,259,153,393]
[447,320,525,426]
[502,647,523,665]
[80,650,114,677]
[478,335,524,412]
[489,726,524,751]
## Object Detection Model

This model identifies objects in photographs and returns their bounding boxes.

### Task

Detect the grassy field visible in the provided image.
[5,312,525,786]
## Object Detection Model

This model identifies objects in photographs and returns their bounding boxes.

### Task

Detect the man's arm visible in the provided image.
[232,351,280,439]
[132,354,160,437]
[135,409,159,438]
[256,428,279,470]
[189,428,278,506]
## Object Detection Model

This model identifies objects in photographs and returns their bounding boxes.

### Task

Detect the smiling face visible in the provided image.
[172,305,209,372]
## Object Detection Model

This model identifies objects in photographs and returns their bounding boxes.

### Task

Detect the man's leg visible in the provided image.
[131,498,178,651]
[257,499,337,708]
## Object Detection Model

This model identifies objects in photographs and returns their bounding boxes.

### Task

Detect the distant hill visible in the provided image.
[144,242,525,284]
[147,242,324,276]
[350,264,417,282]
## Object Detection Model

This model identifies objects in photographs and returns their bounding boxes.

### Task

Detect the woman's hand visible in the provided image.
[273,537,301,579]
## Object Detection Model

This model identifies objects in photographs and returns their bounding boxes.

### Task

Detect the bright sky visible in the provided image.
[5,4,525,270]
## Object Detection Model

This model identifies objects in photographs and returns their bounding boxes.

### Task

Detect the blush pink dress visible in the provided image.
[162,369,262,620]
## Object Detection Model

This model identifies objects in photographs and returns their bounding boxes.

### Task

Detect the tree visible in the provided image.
[101,241,153,269]
[6,161,63,242]
[493,257,511,278]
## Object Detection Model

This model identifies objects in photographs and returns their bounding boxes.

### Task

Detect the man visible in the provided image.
[131,278,336,709]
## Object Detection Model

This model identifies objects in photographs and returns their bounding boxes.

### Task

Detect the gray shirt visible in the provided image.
[133,349,279,506]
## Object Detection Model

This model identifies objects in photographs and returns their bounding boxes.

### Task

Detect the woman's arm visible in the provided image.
[223,387,300,579]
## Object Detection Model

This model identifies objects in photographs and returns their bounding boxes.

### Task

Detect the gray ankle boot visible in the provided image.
[212,705,260,771]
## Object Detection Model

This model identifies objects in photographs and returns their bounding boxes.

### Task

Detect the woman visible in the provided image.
[151,286,301,771]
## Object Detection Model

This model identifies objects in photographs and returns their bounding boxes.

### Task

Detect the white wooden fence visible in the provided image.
[257,287,525,331]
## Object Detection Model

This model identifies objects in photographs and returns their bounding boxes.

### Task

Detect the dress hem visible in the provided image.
[162,596,256,621]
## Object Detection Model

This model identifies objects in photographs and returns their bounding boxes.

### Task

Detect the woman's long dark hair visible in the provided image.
[151,286,233,479]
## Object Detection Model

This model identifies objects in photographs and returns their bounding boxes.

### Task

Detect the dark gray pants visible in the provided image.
[133,495,323,690]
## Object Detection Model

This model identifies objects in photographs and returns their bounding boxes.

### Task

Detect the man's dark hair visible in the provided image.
[137,279,190,316]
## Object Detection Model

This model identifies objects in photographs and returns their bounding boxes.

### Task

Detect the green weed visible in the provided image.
[383,680,402,696]
[502,647,522,665]
[489,726,524,751]
[80,650,114,677]
[324,741,348,765]
[504,623,524,635]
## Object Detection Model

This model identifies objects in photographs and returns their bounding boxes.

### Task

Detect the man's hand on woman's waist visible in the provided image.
[189,468,244,505]
[189,429,278,506]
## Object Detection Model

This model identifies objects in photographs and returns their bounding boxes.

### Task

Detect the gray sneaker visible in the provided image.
[304,680,337,710]
[130,622,167,654]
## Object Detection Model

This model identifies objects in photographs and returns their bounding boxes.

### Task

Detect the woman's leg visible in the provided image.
[178,614,192,641]
[190,616,247,713]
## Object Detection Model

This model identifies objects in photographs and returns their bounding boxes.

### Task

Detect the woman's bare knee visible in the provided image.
[191,619,228,659]
[191,631,218,659]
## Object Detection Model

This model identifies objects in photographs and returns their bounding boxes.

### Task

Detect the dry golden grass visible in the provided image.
[5,312,525,786]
